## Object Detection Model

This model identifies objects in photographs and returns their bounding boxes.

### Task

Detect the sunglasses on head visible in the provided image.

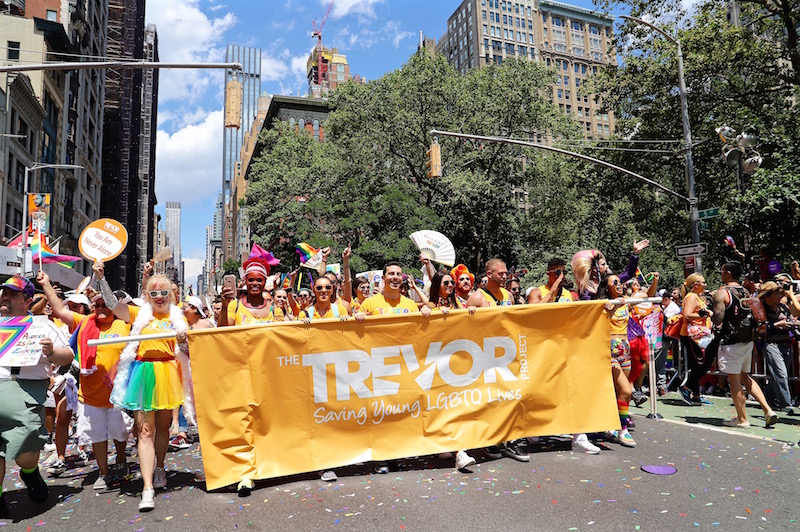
[148,289,170,298]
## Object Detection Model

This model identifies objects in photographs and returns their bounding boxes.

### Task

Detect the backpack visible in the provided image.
[721,286,755,344]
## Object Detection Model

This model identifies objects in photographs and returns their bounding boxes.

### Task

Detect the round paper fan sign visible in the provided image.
[79,218,128,262]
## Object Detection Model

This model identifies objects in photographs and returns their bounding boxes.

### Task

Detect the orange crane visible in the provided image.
[311,0,334,86]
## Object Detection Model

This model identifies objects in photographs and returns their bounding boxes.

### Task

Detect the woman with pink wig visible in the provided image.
[571,240,650,300]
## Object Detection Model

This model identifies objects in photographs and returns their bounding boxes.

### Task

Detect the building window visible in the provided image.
[46,9,57,21]
[7,42,20,61]
[557,89,563,99]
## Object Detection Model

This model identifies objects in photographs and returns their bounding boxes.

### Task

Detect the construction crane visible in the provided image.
[311,0,334,86]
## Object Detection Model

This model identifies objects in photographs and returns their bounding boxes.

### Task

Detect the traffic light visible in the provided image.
[426,142,441,178]
[224,77,243,129]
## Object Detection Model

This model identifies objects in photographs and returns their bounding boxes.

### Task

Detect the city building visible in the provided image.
[1,2,108,280]
[137,24,159,287]
[165,201,181,286]
[435,0,616,138]
[101,0,147,292]
[306,46,363,98]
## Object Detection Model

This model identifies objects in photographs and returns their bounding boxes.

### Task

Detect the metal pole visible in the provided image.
[429,130,690,202]
[20,166,30,275]
[676,41,701,274]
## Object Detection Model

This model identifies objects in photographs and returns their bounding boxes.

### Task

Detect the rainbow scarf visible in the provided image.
[295,242,319,263]
[31,238,82,268]
[69,315,99,375]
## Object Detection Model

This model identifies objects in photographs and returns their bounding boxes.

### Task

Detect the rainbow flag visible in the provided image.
[295,243,319,263]
[30,238,82,267]
[635,267,653,285]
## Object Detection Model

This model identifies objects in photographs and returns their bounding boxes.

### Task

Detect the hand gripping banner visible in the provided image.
[188,301,617,490]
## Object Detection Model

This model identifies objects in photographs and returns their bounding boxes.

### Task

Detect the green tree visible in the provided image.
[222,258,241,277]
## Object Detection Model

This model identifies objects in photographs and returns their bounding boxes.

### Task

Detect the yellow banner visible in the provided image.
[188,301,617,490]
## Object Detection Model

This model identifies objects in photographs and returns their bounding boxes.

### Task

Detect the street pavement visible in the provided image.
[2,392,799,531]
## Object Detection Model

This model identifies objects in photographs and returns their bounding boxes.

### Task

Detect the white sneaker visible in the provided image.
[455,450,476,470]
[139,488,155,511]
[93,475,110,490]
[153,466,167,489]
[320,470,337,482]
[571,434,600,454]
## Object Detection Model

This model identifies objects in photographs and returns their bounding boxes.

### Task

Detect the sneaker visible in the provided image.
[571,434,600,454]
[619,429,636,448]
[765,411,778,428]
[632,390,648,406]
[722,417,751,428]
[113,462,130,481]
[20,468,48,503]
[153,466,167,489]
[75,448,89,466]
[93,475,110,490]
[237,479,253,497]
[604,430,620,443]
[455,450,476,470]
[679,386,694,406]
[698,397,713,405]
[526,436,541,445]
[782,406,794,416]
[43,433,56,453]
[168,435,191,450]
[320,470,337,482]
[484,445,504,459]
[657,387,667,397]
[46,458,67,476]
[374,463,390,474]
[139,488,155,511]
[502,440,530,462]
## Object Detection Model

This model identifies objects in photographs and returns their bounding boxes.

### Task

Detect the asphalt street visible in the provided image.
[2,392,799,531]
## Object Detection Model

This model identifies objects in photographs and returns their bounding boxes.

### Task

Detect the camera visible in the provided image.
[698,308,711,318]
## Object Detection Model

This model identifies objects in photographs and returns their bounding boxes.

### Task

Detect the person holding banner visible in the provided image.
[467,258,530,462]
[100,266,191,512]
[0,276,73,518]
[36,268,132,490]
[219,258,275,326]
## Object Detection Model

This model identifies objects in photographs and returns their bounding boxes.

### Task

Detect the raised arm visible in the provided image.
[342,246,352,303]
[95,260,131,323]
[646,272,660,297]
[36,270,78,328]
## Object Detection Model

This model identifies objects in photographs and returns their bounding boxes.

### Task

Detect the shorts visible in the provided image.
[76,403,133,444]
[0,379,49,460]
[717,342,754,375]
[611,337,631,371]
[44,389,56,409]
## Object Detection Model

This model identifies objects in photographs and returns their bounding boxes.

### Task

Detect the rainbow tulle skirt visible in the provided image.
[119,359,184,411]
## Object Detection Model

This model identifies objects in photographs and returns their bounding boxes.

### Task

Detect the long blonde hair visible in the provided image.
[145,274,176,305]
[680,272,704,298]
[571,249,602,295]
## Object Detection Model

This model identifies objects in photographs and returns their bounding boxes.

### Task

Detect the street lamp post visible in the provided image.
[20,163,84,275]
[621,15,702,273]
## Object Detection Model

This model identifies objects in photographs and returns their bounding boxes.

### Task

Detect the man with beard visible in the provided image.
[450,264,475,308]
[1,276,73,516]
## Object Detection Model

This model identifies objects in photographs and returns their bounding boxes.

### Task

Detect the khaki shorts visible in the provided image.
[717,342,754,375]
[0,379,49,460]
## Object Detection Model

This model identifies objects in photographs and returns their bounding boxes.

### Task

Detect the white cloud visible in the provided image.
[261,48,310,95]
[326,0,384,21]
[333,20,410,50]
[154,109,223,207]
[145,0,236,105]
[182,255,205,292]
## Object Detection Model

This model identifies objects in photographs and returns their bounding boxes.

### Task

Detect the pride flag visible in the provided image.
[295,243,319,263]
[250,243,280,266]
[30,238,82,267]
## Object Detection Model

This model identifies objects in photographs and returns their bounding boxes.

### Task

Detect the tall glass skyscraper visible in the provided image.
[222,45,262,203]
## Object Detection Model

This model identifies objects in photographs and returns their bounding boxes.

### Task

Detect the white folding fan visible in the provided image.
[409,230,456,267]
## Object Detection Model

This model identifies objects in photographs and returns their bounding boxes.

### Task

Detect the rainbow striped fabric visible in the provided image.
[295,242,319,263]
[0,315,33,363]
[30,238,82,267]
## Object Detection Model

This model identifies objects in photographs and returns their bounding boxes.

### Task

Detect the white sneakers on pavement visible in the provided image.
[455,450,476,470]
[571,434,601,454]
[139,488,155,511]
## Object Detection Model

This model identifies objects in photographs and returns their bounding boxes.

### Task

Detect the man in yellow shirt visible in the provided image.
[355,261,432,321]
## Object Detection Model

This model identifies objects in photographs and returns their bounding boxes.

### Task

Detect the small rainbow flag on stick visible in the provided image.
[30,236,81,268]
[295,243,319,263]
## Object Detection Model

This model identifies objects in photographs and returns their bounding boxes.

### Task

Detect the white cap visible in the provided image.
[186,296,207,318]
[65,293,91,307]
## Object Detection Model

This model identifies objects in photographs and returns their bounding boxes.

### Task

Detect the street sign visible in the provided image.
[676,243,708,258]
[685,256,696,268]
[698,207,720,220]
[698,221,710,231]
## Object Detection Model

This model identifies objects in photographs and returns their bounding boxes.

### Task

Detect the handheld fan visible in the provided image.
[76,276,92,294]
[409,230,456,267]
[152,246,172,264]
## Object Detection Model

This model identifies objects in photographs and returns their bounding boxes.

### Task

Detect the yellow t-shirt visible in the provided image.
[359,294,419,316]
[479,287,513,307]
[609,305,629,336]
[70,313,131,408]
[539,284,573,303]
[227,299,275,325]
[299,302,348,320]
[129,305,187,361]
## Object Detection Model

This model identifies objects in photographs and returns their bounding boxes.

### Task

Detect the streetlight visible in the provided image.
[620,15,702,273]
[20,163,84,275]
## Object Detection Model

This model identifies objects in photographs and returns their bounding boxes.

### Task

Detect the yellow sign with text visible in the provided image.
[188,301,617,490]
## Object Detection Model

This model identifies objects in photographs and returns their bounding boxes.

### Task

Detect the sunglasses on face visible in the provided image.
[315,285,333,291]
[610,279,621,286]
[298,293,310,298]
[442,280,455,286]
[149,290,170,298]
[548,269,564,276]
[459,276,471,282]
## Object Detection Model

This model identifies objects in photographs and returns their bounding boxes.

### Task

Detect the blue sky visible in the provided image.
[145,0,624,289]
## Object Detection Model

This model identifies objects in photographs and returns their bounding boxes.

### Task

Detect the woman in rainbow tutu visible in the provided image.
[95,263,191,512]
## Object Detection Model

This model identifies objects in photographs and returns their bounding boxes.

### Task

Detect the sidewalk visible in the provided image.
[631,391,800,443]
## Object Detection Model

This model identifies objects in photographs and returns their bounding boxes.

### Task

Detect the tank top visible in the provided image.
[479,287,513,307]
[680,292,711,336]
[539,284,573,303]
